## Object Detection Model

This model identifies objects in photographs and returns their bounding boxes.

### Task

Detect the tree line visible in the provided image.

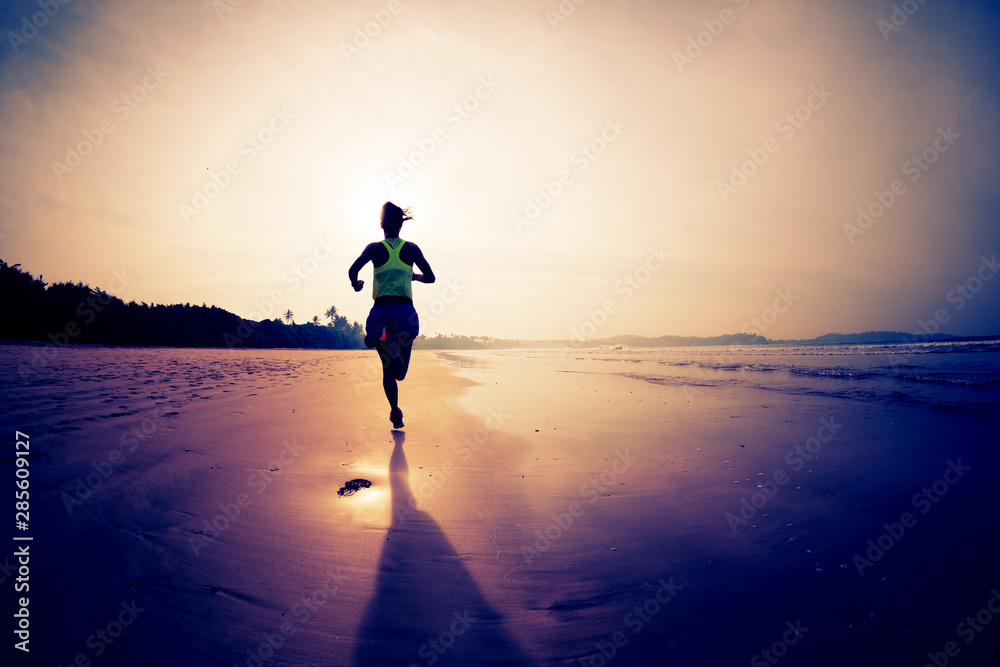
[0,260,364,349]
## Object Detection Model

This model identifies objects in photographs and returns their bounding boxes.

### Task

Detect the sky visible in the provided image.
[1,0,999,341]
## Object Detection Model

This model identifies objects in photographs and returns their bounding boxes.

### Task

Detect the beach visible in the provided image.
[3,341,999,666]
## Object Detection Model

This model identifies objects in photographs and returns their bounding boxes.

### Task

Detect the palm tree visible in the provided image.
[283,309,294,324]
[311,315,320,326]
[325,305,338,324]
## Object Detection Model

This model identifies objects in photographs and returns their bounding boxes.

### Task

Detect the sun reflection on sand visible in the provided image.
[331,461,393,529]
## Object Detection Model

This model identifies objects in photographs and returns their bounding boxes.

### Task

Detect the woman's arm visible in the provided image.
[348,245,375,291]
[410,245,435,284]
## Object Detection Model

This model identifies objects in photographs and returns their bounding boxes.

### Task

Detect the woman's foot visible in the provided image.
[389,407,404,429]
[364,329,388,349]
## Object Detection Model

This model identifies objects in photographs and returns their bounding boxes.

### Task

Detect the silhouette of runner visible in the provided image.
[349,202,435,428]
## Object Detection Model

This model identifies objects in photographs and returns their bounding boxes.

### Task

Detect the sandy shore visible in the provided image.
[2,343,999,666]
[4,345,535,666]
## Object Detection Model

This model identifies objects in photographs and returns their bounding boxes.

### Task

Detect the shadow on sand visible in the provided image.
[352,431,533,666]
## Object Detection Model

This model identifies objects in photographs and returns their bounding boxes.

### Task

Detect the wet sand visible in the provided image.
[2,343,998,666]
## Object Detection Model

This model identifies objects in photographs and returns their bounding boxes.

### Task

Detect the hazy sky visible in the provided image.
[2,0,998,340]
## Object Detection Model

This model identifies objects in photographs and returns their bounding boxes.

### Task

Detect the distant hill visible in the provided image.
[0,260,363,349]
[772,331,959,345]
[414,334,526,349]
[413,331,978,350]
[584,333,771,347]
[534,331,965,349]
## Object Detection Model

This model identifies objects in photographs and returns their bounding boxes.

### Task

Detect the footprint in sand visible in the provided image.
[338,479,372,497]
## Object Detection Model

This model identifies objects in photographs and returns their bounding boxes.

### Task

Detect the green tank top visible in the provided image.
[372,238,412,300]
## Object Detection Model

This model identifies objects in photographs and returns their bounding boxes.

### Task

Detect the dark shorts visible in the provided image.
[365,303,419,346]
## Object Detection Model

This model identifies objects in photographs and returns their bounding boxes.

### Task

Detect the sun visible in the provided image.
[346,181,389,227]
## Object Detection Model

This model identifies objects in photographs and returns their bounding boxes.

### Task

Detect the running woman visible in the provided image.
[348,202,435,428]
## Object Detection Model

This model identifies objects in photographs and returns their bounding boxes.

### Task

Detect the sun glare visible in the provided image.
[351,182,391,225]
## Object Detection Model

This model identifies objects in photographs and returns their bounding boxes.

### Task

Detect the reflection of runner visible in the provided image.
[349,202,435,429]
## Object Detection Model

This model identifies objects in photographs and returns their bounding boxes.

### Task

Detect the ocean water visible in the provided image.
[447,339,1000,417]
[441,341,1000,666]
